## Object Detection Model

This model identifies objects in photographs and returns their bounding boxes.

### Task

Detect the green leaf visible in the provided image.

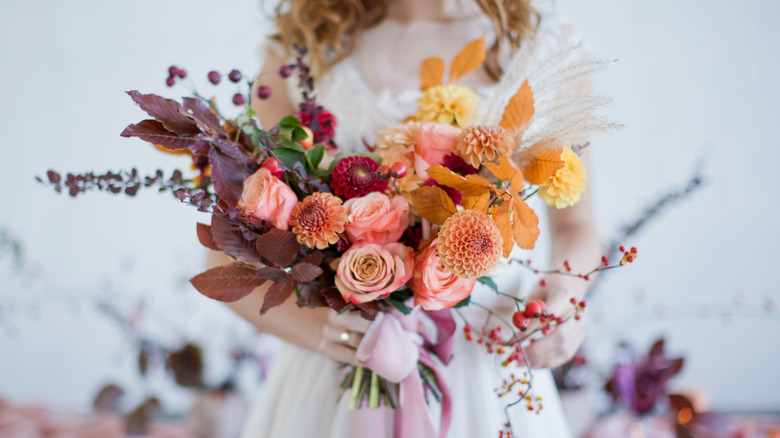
[272,146,307,171]
[327,152,383,172]
[452,295,471,308]
[278,115,301,128]
[477,276,499,293]
[386,297,412,315]
[291,126,308,143]
[308,144,325,168]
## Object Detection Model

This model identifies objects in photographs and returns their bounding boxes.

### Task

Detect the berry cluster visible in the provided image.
[165,66,187,87]
[619,246,638,265]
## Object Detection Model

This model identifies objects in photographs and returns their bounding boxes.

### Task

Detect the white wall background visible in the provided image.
[0,0,778,415]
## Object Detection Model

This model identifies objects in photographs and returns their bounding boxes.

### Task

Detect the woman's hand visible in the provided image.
[523,274,589,369]
[316,309,372,366]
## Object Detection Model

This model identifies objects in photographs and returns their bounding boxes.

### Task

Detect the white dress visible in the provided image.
[242,5,586,438]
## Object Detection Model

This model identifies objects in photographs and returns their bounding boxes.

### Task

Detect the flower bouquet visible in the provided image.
[42,38,633,436]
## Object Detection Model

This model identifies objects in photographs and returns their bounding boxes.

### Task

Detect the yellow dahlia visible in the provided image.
[538,147,586,209]
[457,126,514,167]
[290,192,347,249]
[437,210,503,278]
[416,84,477,128]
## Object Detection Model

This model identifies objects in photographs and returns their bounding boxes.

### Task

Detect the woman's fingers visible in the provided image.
[323,323,364,349]
[329,310,372,334]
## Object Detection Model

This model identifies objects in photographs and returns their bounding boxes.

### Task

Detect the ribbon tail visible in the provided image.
[393,370,438,438]
[425,309,456,365]
[351,405,388,438]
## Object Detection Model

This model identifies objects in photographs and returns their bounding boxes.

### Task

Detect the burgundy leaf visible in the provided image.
[190,264,266,302]
[93,384,124,412]
[667,394,694,413]
[212,137,256,165]
[301,252,323,266]
[167,344,204,388]
[290,262,323,283]
[125,397,161,435]
[138,349,150,376]
[196,223,219,251]
[354,301,379,320]
[649,339,665,358]
[126,90,200,136]
[210,216,259,263]
[669,358,685,375]
[209,147,254,207]
[321,287,349,313]
[255,229,301,268]
[181,97,226,135]
[296,282,328,308]
[256,267,292,283]
[121,119,209,151]
[260,280,296,314]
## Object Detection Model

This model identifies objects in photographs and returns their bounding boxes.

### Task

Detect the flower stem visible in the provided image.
[369,371,380,408]
[349,366,364,410]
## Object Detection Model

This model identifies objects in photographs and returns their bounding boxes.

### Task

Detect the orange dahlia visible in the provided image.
[290,192,347,249]
[437,210,503,278]
[456,126,514,168]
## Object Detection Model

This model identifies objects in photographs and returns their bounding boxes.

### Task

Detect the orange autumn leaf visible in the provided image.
[420,57,445,90]
[449,36,486,84]
[484,155,519,181]
[462,192,491,213]
[411,185,457,225]
[491,200,513,257]
[510,198,540,250]
[510,171,525,198]
[499,80,535,132]
[521,146,565,185]
[427,165,495,198]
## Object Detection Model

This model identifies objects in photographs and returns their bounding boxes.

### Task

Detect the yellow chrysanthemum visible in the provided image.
[537,147,586,209]
[416,85,477,128]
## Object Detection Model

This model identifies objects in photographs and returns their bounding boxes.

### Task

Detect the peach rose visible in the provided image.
[237,167,298,230]
[335,242,415,304]
[414,122,462,179]
[411,239,477,311]
[344,192,409,245]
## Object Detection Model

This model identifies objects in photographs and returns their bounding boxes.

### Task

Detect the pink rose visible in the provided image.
[414,122,461,179]
[335,242,415,304]
[237,167,298,230]
[410,239,477,311]
[344,192,409,245]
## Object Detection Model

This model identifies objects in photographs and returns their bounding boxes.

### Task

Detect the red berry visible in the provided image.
[601,255,609,266]
[390,161,407,179]
[630,247,637,254]
[539,279,547,287]
[376,165,391,179]
[232,93,247,106]
[570,297,577,304]
[619,246,625,252]
[574,314,581,321]
[207,71,221,84]
[512,311,529,330]
[257,85,272,99]
[228,69,243,82]
[579,300,587,308]
[165,76,175,87]
[260,158,285,179]
[524,301,544,319]
[168,66,179,76]
[279,65,293,78]
[176,68,187,79]
[464,324,473,333]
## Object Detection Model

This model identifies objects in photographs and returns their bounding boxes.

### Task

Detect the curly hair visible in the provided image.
[270,0,538,81]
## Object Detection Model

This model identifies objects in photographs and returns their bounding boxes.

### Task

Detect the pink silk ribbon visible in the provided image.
[351,308,455,438]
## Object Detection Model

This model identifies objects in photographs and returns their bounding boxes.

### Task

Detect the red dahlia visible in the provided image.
[442,153,479,176]
[331,156,388,199]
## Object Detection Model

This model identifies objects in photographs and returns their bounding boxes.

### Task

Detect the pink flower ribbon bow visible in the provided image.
[351,308,455,438]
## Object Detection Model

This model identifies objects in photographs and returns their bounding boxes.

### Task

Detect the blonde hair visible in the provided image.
[270,0,538,81]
